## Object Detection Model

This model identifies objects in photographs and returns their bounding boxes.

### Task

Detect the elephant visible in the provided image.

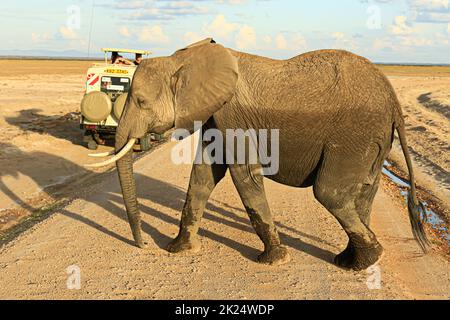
[88,38,429,271]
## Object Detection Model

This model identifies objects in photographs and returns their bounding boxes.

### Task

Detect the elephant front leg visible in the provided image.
[167,162,227,254]
[229,164,291,266]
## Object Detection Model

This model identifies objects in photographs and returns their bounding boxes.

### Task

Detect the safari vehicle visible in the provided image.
[80,48,160,150]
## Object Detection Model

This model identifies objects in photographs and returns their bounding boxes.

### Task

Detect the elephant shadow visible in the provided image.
[3,108,117,147]
[5,108,83,146]
[0,142,336,265]
[0,142,109,244]
[109,173,337,264]
[0,141,88,211]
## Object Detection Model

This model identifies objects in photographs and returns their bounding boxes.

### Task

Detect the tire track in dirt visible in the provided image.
[388,77,449,207]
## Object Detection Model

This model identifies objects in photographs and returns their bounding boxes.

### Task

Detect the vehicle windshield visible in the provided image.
[109,52,143,66]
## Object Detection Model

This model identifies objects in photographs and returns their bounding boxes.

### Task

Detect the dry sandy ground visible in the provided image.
[387,75,450,207]
[0,60,97,220]
[0,141,448,299]
[0,60,448,300]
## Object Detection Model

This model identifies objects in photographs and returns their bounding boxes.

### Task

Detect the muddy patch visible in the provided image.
[382,161,449,252]
[408,126,427,133]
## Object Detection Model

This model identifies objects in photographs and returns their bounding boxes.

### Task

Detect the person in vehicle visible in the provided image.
[111,51,121,64]
[134,53,143,65]
[111,52,133,65]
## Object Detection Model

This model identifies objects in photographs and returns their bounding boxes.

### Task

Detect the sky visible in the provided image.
[1,0,449,63]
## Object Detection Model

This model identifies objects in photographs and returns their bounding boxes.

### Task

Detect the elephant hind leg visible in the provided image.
[313,151,384,271]
[314,180,383,271]
[355,172,382,227]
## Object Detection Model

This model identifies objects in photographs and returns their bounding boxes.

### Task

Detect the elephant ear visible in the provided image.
[171,40,238,131]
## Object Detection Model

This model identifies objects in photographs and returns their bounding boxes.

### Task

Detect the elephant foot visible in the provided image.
[167,236,201,254]
[334,242,383,271]
[257,246,291,266]
[132,231,148,249]
[135,240,149,249]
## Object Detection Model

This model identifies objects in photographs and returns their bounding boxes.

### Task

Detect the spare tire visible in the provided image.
[81,92,112,122]
[113,93,128,120]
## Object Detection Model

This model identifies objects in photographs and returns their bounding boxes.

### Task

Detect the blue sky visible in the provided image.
[1,0,449,63]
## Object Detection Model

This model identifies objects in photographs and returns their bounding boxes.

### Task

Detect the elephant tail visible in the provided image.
[395,122,430,253]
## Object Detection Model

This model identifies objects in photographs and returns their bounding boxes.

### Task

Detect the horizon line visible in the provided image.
[1,55,449,67]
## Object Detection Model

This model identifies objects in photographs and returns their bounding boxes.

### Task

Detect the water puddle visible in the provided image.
[382,161,449,246]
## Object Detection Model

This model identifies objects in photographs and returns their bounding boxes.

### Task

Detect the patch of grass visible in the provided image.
[377,65,450,77]
[0,198,69,247]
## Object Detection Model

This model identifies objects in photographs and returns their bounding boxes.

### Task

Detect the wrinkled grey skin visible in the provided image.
[115,39,428,271]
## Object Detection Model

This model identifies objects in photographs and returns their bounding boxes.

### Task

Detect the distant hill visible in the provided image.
[0,50,449,66]
[0,49,103,60]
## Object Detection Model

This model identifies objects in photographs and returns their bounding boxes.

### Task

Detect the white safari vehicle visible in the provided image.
[80,48,159,150]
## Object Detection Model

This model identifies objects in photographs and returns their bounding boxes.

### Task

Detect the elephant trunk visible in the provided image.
[116,148,146,248]
[116,126,146,248]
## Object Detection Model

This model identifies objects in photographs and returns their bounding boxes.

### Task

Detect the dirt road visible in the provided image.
[0,141,448,299]
[0,60,448,299]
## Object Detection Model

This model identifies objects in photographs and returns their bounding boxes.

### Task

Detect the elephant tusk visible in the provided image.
[88,151,115,158]
[85,139,137,168]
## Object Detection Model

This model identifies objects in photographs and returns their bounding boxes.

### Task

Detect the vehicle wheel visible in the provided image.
[83,130,92,143]
[87,140,98,150]
[140,134,152,152]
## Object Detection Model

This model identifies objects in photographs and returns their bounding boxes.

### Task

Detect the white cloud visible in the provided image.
[262,35,272,45]
[235,25,256,49]
[401,36,433,46]
[198,14,307,53]
[139,25,170,43]
[409,0,450,23]
[389,16,414,35]
[382,14,447,49]
[409,0,449,10]
[184,31,203,44]
[59,26,78,40]
[202,15,239,39]
[291,34,306,49]
[114,1,152,10]
[374,34,435,50]
[373,38,395,50]
[216,0,248,4]
[261,33,306,52]
[119,26,131,38]
[201,15,258,50]
[31,32,51,44]
[331,32,357,50]
[124,1,208,20]
[436,32,449,44]
[332,32,345,41]
[275,34,287,50]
